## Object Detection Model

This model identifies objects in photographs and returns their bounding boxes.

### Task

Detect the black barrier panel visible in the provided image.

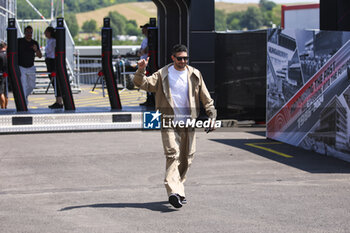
[112,114,131,123]
[215,31,267,122]
[56,18,75,110]
[320,0,350,31]
[190,62,215,93]
[189,32,215,61]
[102,18,122,109]
[161,0,182,65]
[152,0,166,67]
[7,18,27,112]
[151,0,214,70]
[177,0,189,48]
[12,117,33,125]
[148,27,159,74]
[189,0,214,31]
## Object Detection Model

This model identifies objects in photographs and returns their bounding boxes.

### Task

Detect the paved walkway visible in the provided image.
[1,128,350,233]
[6,84,147,109]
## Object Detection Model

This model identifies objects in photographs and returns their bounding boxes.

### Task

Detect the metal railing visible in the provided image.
[17,19,79,90]
[77,56,136,92]
[17,19,49,47]
[0,0,16,42]
[77,56,103,85]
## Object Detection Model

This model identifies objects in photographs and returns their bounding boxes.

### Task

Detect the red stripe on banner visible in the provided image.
[267,40,350,137]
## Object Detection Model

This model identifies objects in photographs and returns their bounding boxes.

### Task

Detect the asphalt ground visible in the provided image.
[6,84,147,110]
[1,128,350,233]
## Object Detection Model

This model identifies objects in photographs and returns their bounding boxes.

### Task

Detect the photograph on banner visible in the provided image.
[266,28,350,161]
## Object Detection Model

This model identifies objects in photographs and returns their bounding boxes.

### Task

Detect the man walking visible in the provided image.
[134,44,217,208]
[18,25,42,103]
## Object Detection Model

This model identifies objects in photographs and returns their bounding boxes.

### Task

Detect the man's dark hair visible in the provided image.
[171,44,187,55]
[24,25,33,32]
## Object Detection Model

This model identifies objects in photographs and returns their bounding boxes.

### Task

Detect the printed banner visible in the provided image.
[266,29,350,161]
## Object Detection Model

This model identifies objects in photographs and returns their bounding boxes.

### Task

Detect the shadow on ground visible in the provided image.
[59,201,177,213]
[211,138,350,173]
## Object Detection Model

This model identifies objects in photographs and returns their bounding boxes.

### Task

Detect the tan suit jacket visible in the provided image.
[134,63,217,120]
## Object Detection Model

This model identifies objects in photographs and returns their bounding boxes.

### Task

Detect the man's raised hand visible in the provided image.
[137,57,149,70]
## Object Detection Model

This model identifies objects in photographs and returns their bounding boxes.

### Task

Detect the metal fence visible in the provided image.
[0,0,16,42]
[17,18,79,89]
[77,55,137,91]
[77,56,102,85]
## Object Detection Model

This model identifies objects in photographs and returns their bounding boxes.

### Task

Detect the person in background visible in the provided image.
[138,23,155,107]
[44,26,63,109]
[138,23,149,60]
[18,25,42,104]
[0,41,8,109]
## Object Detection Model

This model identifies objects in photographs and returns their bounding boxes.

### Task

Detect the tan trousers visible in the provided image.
[161,127,196,197]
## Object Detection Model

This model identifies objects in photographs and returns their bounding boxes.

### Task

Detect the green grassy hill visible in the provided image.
[215,2,258,13]
[76,2,259,28]
[76,2,157,28]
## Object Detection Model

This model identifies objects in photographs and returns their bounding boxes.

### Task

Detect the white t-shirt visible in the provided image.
[168,65,190,122]
[140,38,148,60]
[45,38,56,59]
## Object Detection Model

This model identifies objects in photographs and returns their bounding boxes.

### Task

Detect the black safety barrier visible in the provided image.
[320,0,350,31]
[7,18,27,111]
[101,18,122,109]
[147,24,158,74]
[152,0,215,93]
[215,31,267,122]
[55,18,75,110]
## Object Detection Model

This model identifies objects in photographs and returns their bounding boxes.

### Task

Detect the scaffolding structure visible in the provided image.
[0,0,78,92]
[0,0,16,42]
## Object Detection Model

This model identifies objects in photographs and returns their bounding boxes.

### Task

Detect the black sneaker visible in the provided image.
[169,193,182,208]
[49,102,63,109]
[139,101,148,106]
[180,196,187,204]
[140,101,154,106]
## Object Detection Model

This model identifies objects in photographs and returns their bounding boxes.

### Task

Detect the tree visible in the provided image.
[108,11,127,36]
[125,22,139,36]
[82,19,97,33]
[125,20,141,36]
[17,0,50,19]
[240,7,264,30]
[226,11,243,30]
[259,0,278,27]
[259,0,276,11]
[271,5,281,27]
[65,13,79,38]
[215,9,226,31]
[108,11,141,37]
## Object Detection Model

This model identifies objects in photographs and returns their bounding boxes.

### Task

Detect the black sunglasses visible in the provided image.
[175,56,189,61]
